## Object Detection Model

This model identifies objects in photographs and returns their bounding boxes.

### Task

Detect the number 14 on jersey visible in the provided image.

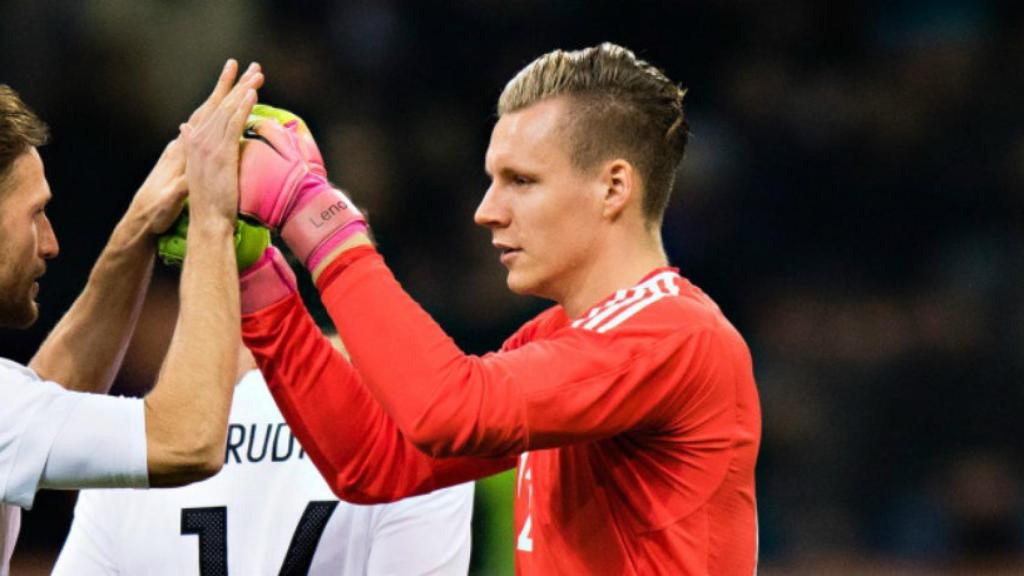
[181,501,338,575]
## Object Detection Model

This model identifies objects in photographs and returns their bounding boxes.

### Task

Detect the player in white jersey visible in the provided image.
[1,61,264,574]
[54,353,475,576]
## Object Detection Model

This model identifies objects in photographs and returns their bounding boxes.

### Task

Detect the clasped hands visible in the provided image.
[147,61,365,273]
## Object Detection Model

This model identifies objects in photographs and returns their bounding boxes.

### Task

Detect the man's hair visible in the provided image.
[0,84,49,187]
[498,43,688,224]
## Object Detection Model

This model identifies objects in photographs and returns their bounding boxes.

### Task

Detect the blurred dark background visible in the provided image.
[2,0,1024,574]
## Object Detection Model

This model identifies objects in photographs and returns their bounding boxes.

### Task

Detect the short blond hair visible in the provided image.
[498,43,688,223]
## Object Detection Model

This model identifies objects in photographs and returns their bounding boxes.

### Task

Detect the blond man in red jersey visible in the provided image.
[237,43,761,574]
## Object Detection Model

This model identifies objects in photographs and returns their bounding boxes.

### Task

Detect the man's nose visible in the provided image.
[474,185,507,229]
[39,213,58,259]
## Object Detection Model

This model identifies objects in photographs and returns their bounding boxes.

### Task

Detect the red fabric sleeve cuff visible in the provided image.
[314,245,380,292]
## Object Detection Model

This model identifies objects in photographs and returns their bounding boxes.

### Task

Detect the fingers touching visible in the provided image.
[182,61,263,222]
[118,60,261,238]
[188,60,264,130]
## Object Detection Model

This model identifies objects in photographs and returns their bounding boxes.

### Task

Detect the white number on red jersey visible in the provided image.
[516,453,534,552]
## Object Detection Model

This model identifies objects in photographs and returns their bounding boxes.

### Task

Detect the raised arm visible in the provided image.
[140,62,262,486]
[28,137,186,393]
[29,61,243,395]
[232,106,698,460]
[313,247,715,455]
[241,249,514,503]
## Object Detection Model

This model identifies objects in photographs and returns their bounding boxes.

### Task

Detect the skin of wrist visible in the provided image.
[109,216,154,256]
[187,214,237,239]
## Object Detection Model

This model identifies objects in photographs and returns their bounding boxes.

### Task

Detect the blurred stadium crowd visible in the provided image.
[1,0,1023,573]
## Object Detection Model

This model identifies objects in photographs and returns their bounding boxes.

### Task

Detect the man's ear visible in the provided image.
[600,158,636,220]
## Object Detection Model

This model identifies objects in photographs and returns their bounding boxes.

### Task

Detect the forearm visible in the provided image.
[29,218,155,393]
[243,292,513,503]
[144,218,239,486]
[314,246,533,458]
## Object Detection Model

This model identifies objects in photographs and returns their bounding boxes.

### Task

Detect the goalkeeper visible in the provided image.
[0,60,260,572]
[232,43,761,576]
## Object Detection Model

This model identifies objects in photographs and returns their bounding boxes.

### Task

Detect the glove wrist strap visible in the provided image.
[280,177,367,271]
[239,248,298,314]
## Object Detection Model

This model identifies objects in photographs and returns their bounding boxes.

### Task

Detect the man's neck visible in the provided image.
[559,231,669,319]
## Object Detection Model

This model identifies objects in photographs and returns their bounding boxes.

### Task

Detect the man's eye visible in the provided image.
[513,175,531,186]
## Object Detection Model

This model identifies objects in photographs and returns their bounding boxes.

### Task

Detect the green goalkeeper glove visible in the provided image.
[157,206,271,271]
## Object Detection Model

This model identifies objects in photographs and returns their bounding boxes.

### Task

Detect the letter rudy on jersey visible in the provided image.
[223,422,307,465]
[247,424,272,463]
[272,423,295,462]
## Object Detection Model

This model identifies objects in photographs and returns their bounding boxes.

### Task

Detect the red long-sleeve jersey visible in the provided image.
[242,247,761,575]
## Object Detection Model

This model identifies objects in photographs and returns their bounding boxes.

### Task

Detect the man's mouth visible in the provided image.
[499,248,521,265]
[494,241,518,252]
[31,270,44,295]
[494,242,521,263]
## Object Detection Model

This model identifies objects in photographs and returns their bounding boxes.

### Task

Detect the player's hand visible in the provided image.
[122,136,189,237]
[119,60,262,238]
[182,62,264,225]
[237,105,327,227]
[247,104,327,175]
[157,205,271,271]
[187,59,250,134]
[238,105,367,270]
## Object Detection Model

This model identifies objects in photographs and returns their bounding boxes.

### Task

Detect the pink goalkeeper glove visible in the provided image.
[239,246,297,314]
[239,105,368,270]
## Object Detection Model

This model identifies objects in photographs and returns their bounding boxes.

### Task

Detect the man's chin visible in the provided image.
[505,272,546,299]
[506,280,524,295]
[0,300,39,329]
[505,273,530,295]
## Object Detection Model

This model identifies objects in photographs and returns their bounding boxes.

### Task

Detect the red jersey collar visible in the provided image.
[568,266,681,324]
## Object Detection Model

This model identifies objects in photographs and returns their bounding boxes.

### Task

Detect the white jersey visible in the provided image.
[54,370,474,575]
[0,357,148,576]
